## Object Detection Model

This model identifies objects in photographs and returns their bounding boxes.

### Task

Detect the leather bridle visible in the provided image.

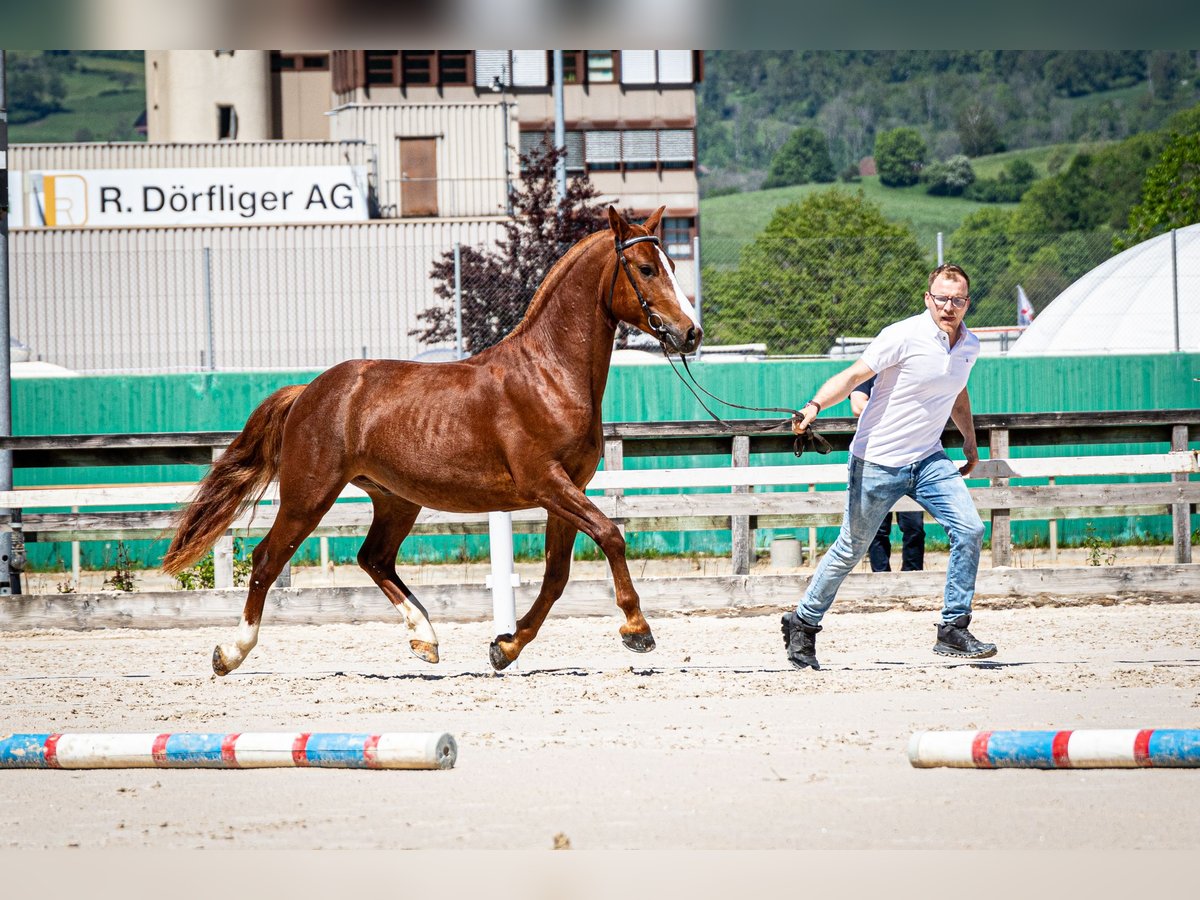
[607,232,682,351]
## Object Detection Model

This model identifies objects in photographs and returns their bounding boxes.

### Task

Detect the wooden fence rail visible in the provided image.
[1,411,1197,591]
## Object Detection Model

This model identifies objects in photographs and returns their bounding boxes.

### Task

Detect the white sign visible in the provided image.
[7,166,371,228]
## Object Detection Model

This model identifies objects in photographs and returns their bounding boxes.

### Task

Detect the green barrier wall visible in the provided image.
[17,352,1200,572]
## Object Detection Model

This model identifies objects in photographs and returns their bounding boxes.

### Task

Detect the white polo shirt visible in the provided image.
[850,311,980,467]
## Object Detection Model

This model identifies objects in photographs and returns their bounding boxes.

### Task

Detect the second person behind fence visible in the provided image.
[782,263,995,670]
[850,375,926,572]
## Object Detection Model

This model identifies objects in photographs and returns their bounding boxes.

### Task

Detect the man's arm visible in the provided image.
[791,359,876,434]
[949,386,979,476]
[849,390,869,417]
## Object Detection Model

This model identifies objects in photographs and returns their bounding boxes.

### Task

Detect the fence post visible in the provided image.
[273,493,291,589]
[71,506,81,590]
[320,535,330,583]
[1172,424,1192,564]
[203,247,216,372]
[1047,477,1057,565]
[808,483,817,564]
[488,510,517,639]
[936,231,944,266]
[989,428,1011,567]
[604,437,625,540]
[211,448,234,588]
[731,435,752,574]
[454,243,464,359]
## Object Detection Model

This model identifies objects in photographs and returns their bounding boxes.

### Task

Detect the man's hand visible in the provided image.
[958,442,979,477]
[791,403,818,434]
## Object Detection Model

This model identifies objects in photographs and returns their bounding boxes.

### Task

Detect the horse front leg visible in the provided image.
[490,514,579,671]
[530,467,655,656]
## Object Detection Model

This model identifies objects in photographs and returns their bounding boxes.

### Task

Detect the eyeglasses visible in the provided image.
[792,424,833,458]
[928,293,970,309]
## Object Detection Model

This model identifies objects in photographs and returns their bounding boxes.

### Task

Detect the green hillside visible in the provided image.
[700,175,1013,266]
[6,51,145,143]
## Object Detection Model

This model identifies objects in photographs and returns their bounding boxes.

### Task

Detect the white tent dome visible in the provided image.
[1008,222,1200,355]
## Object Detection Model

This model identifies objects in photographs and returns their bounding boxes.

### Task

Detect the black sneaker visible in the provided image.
[781,611,822,670]
[933,614,997,659]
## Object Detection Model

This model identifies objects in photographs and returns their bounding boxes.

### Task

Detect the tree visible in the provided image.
[922,154,976,196]
[1125,131,1200,244]
[762,126,835,188]
[703,189,926,355]
[411,139,609,354]
[957,104,1005,156]
[874,127,927,187]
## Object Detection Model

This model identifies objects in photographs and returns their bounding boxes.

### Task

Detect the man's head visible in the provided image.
[924,263,971,337]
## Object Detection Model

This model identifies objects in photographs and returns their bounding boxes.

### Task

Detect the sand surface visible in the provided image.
[2,598,1199,850]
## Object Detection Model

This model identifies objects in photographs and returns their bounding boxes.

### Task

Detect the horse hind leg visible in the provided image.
[356,492,439,663]
[212,488,340,676]
[490,514,578,671]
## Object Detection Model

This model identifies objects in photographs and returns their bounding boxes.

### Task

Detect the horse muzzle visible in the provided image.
[662,323,703,355]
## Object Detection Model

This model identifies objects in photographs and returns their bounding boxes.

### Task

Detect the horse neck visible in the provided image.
[505,236,619,406]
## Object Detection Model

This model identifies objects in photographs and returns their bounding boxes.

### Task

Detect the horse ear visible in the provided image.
[642,206,666,235]
[607,206,628,241]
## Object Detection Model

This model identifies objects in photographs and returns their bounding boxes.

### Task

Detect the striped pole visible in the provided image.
[0,732,456,770]
[909,729,1200,769]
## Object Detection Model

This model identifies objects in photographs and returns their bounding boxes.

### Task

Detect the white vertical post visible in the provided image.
[936,231,944,266]
[71,506,81,589]
[553,50,566,202]
[203,247,215,372]
[453,243,463,359]
[319,536,330,582]
[488,510,517,637]
[211,449,234,588]
[1047,477,1057,565]
[1171,229,1180,353]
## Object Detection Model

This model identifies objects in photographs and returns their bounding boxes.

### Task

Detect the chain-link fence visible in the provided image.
[699,228,1153,357]
[10,225,1180,373]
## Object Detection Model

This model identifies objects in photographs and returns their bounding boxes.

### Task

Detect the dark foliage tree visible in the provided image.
[412,139,610,354]
[874,127,927,187]
[762,126,836,188]
[922,154,976,196]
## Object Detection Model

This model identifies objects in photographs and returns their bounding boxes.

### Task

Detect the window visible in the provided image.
[402,51,434,85]
[217,104,238,140]
[663,217,695,259]
[520,131,585,173]
[586,51,615,83]
[273,52,330,72]
[365,50,398,85]
[619,50,656,84]
[585,130,621,170]
[622,130,658,170]
[659,129,696,169]
[438,51,470,84]
[618,50,694,85]
[656,51,694,83]
[559,51,583,84]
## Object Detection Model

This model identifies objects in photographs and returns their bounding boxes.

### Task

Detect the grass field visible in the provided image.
[699,176,1013,267]
[7,52,146,144]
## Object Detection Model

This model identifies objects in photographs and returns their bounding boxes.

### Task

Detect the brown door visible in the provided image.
[399,137,438,217]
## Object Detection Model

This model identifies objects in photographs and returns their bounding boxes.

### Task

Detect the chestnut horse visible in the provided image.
[163,207,702,674]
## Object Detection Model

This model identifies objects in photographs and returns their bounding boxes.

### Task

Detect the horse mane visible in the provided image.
[496,229,613,346]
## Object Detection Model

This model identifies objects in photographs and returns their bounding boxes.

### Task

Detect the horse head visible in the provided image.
[606,206,703,355]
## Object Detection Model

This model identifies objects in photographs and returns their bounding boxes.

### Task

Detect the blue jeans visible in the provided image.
[798,451,984,626]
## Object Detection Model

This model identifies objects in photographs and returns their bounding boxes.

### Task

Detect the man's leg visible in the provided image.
[867,511,893,572]
[912,453,995,658]
[897,510,925,571]
[796,457,905,626]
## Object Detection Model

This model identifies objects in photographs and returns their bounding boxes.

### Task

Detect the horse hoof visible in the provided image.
[409,640,440,664]
[622,631,656,653]
[212,645,232,677]
[489,636,515,672]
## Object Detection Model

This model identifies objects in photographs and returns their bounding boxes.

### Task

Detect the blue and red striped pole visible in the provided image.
[909,729,1200,769]
[0,732,457,770]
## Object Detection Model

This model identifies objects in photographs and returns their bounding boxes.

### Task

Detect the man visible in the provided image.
[850,375,926,573]
[783,263,994,670]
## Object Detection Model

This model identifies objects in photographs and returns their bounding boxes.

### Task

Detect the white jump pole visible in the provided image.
[0,732,457,770]
[487,510,518,637]
[909,729,1200,769]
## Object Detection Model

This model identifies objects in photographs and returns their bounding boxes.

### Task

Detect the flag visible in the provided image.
[1017,284,1035,326]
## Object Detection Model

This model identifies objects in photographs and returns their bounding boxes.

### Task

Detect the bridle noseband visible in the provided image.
[604,228,816,446]
[608,232,680,350]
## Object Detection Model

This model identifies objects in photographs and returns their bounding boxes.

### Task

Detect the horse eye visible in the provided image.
[638,265,654,278]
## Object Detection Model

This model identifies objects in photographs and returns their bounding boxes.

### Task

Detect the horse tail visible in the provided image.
[162,384,306,575]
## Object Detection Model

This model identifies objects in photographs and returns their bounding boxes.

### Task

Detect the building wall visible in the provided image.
[10,140,374,172]
[274,68,335,140]
[327,102,514,218]
[146,51,274,143]
[9,219,508,373]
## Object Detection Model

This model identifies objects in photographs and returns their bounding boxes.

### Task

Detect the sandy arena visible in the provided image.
[2,568,1199,849]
